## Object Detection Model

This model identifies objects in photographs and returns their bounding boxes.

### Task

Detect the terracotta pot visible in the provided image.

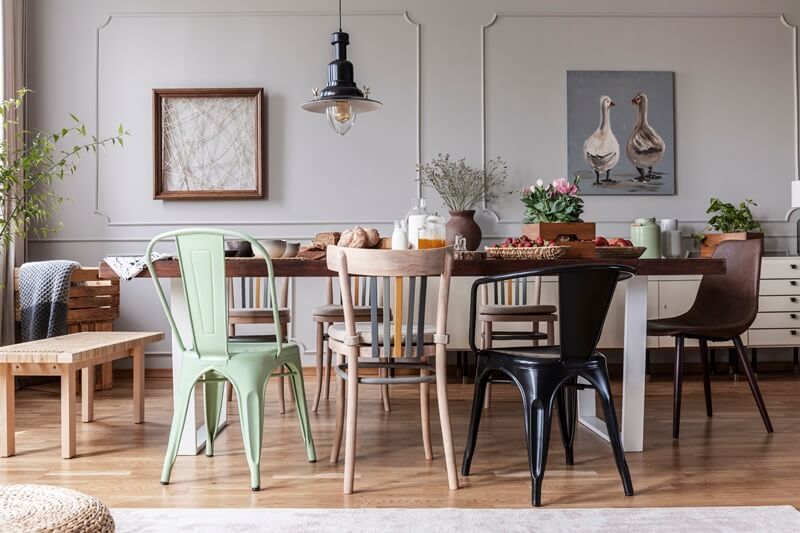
[446,210,482,251]
[699,232,762,258]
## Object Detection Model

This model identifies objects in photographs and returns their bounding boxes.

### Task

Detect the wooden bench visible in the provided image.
[14,267,121,390]
[0,331,163,459]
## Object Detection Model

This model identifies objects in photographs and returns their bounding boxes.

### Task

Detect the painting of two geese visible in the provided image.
[567,70,675,195]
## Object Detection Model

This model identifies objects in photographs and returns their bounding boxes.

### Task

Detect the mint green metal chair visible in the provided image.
[146,228,316,490]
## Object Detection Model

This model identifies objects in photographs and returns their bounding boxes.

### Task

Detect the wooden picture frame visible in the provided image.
[153,88,264,200]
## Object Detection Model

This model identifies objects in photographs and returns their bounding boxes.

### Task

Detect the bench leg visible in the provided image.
[61,366,76,459]
[101,362,114,390]
[81,366,94,423]
[133,346,145,424]
[0,364,14,457]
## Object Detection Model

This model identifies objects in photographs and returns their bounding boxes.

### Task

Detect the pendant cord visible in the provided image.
[338,0,342,31]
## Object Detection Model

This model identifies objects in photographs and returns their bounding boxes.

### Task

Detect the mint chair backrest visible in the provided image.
[146,228,283,360]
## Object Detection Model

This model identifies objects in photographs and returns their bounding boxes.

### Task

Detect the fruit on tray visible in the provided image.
[595,236,633,247]
[494,235,557,248]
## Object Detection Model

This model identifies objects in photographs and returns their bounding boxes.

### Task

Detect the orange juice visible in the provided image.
[418,238,446,249]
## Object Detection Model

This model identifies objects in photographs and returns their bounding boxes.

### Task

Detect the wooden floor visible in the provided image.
[1,371,799,509]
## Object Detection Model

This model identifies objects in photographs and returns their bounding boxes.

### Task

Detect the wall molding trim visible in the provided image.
[93,10,421,227]
[480,11,799,224]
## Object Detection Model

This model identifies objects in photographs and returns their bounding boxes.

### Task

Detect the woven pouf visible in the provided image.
[0,484,114,532]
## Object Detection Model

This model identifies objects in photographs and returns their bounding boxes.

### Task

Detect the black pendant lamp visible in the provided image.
[301,0,381,135]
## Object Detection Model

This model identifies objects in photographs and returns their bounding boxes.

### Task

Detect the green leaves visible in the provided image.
[0,89,129,249]
[705,197,762,233]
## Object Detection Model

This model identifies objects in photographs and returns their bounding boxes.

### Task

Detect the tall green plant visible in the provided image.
[0,89,127,247]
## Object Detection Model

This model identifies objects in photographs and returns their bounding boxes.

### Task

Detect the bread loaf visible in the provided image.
[313,232,341,248]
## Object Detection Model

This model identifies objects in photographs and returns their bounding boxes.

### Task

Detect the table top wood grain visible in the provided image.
[99,256,725,279]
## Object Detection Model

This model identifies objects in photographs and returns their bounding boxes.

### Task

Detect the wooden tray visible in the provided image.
[595,246,647,259]
[485,246,569,260]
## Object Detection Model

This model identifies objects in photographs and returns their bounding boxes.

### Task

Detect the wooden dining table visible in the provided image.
[100,255,725,455]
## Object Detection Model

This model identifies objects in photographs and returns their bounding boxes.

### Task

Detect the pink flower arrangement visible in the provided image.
[520,176,584,223]
[552,177,579,196]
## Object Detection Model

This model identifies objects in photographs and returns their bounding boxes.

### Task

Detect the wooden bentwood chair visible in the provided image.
[311,276,386,412]
[647,239,773,438]
[462,264,635,506]
[325,245,459,494]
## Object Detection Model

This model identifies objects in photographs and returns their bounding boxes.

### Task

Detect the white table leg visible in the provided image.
[170,279,228,456]
[578,275,648,452]
[620,274,647,452]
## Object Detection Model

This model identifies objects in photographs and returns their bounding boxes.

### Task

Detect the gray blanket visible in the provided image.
[19,260,80,342]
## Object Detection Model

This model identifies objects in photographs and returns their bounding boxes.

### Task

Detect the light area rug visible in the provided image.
[111,506,800,532]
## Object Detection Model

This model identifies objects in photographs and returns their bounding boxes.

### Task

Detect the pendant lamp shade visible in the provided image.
[301,3,381,135]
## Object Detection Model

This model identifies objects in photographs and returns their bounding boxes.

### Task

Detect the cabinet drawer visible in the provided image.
[761,259,800,279]
[759,295,800,312]
[760,279,800,295]
[751,312,800,329]
[748,328,800,346]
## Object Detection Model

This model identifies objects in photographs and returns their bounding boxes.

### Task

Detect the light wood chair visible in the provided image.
[227,276,292,413]
[480,277,557,408]
[311,276,386,412]
[326,245,459,495]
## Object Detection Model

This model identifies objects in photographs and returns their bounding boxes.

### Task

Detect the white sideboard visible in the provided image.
[446,257,800,351]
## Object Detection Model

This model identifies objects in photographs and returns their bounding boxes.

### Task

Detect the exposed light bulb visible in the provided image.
[326,100,357,135]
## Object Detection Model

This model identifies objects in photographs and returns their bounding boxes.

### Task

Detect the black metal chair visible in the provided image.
[461,264,635,506]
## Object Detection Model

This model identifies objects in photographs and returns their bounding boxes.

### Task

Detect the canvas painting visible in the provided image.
[153,88,264,199]
[567,71,675,195]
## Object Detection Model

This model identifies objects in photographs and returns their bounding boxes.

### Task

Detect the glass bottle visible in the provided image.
[406,197,428,249]
[391,220,408,250]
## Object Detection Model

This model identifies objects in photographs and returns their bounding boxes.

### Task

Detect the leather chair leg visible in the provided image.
[673,336,685,439]
[732,336,773,433]
[698,339,713,417]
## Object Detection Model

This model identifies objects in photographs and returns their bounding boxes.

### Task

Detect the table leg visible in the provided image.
[170,278,227,455]
[132,346,145,424]
[0,364,14,457]
[621,275,648,452]
[81,366,94,423]
[578,275,648,453]
[61,366,77,459]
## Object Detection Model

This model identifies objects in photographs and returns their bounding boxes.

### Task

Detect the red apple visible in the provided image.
[594,236,608,246]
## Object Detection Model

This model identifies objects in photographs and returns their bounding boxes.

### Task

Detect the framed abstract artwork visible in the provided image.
[153,88,264,199]
[567,71,675,196]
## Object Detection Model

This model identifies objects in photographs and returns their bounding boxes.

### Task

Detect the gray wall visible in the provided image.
[25,0,800,366]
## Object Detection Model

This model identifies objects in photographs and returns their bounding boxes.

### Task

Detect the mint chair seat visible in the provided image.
[146,228,316,491]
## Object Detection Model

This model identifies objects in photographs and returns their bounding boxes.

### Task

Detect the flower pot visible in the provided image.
[699,232,762,258]
[446,210,482,251]
[522,222,596,258]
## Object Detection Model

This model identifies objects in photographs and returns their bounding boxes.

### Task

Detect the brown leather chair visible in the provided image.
[647,239,772,438]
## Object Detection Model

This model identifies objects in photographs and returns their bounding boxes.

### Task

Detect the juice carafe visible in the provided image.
[417,215,446,249]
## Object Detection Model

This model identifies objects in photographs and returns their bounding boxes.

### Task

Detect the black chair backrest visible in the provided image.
[469,264,634,361]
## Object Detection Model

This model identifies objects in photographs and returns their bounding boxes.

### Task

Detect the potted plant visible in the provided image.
[697,198,763,257]
[520,176,596,257]
[0,89,127,264]
[417,153,509,251]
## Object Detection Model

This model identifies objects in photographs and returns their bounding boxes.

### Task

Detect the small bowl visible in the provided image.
[282,242,300,258]
[259,239,286,259]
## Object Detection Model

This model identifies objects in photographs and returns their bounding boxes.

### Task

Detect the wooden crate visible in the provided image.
[14,267,120,390]
[522,222,596,258]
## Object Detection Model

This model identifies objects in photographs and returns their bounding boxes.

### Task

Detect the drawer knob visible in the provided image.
[792,297,799,303]
[792,314,798,319]
[792,264,799,270]
[792,281,798,286]
[793,330,798,336]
